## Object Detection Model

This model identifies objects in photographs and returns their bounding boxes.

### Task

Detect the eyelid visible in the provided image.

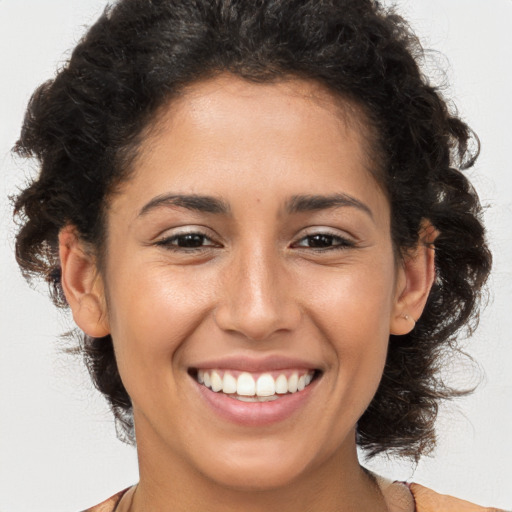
[290,227,357,250]
[152,224,217,239]
[153,225,222,249]
[151,225,356,250]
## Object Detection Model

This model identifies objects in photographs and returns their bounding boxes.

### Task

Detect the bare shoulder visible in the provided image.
[410,483,508,512]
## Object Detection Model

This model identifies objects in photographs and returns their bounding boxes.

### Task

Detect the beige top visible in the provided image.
[375,476,507,512]
[82,479,508,512]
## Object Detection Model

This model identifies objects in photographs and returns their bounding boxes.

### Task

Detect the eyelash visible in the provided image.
[154,230,355,253]
[155,232,219,251]
[292,232,355,251]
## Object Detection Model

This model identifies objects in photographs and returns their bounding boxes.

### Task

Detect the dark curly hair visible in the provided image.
[13,0,491,460]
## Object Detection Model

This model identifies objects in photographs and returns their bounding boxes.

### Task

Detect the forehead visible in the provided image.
[171,75,364,128]
[111,74,385,219]
[136,74,376,173]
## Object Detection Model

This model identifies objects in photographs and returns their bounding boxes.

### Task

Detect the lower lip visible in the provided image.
[193,377,318,427]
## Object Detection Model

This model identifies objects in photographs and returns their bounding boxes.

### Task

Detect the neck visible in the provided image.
[128,433,387,512]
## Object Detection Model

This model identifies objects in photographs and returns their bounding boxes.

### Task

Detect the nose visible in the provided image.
[213,243,302,342]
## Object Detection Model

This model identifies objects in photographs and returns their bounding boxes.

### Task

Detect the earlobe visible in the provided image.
[59,226,110,338]
[390,222,438,336]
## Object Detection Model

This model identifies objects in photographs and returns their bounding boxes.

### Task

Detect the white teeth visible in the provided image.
[211,371,223,392]
[222,372,237,394]
[256,373,275,397]
[234,395,280,402]
[288,373,298,393]
[237,372,256,396]
[196,369,316,398]
[275,374,288,394]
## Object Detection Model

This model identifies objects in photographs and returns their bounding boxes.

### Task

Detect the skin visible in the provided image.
[59,75,435,512]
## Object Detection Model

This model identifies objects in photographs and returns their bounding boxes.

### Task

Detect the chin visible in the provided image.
[193,438,315,492]
[206,461,307,492]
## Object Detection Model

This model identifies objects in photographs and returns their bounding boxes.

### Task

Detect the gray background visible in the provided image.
[1,1,511,510]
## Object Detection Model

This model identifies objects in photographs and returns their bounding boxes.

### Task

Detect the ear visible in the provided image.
[390,221,438,336]
[59,225,110,338]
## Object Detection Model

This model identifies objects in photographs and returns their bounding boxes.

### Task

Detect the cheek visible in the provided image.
[304,257,395,393]
[306,255,396,338]
[105,261,217,380]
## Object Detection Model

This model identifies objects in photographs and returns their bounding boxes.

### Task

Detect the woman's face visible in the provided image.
[70,75,419,490]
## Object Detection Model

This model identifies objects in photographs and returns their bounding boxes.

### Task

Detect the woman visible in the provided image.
[10,0,505,510]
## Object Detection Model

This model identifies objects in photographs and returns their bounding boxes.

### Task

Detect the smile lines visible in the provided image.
[196,370,315,401]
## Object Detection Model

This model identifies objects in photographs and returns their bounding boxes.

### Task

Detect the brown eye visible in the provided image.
[156,232,217,250]
[306,234,337,248]
[174,234,208,248]
[294,233,354,250]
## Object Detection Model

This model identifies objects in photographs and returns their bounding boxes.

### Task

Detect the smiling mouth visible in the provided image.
[190,369,320,402]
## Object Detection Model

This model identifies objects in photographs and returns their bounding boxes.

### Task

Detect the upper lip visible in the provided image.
[189,355,321,373]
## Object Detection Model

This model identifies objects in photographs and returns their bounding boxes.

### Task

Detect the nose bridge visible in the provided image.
[215,239,299,340]
[243,242,278,313]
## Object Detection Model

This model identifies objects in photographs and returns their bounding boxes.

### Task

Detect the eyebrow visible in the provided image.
[138,194,231,217]
[286,193,374,218]
[138,192,373,219]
